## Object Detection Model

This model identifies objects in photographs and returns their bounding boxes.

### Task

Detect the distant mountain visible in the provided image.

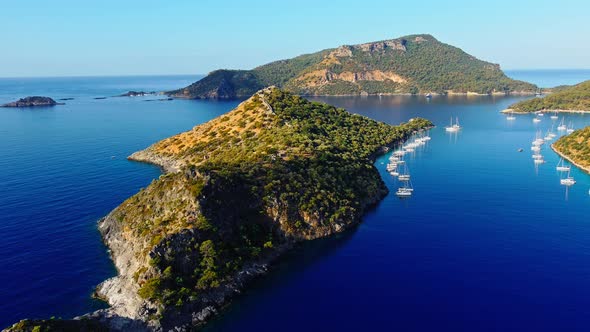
[507,80,590,113]
[168,34,536,99]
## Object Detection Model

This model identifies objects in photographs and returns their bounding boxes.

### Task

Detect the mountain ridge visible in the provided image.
[168,34,536,99]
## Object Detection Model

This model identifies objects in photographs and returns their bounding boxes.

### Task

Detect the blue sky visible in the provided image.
[1,0,588,77]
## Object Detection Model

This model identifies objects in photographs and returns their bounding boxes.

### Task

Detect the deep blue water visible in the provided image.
[1,71,590,330]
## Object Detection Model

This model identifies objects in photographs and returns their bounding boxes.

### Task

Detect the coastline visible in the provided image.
[501,108,590,114]
[64,106,431,330]
[551,144,590,174]
[169,91,537,100]
[91,124,431,330]
[128,148,183,173]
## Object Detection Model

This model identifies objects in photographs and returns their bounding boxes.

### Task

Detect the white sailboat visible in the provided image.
[506,110,516,121]
[550,111,559,120]
[557,117,567,131]
[396,179,414,197]
[556,158,571,172]
[560,170,576,186]
[566,121,575,134]
[533,117,541,123]
[445,117,461,132]
[395,187,413,197]
[398,164,411,181]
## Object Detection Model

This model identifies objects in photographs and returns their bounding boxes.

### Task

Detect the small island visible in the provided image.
[5,87,432,331]
[552,126,590,173]
[117,91,155,97]
[1,96,63,108]
[503,80,590,114]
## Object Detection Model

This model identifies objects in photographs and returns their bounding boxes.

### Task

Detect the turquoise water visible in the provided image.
[1,72,590,330]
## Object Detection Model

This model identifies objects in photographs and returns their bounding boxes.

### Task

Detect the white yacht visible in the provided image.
[398,164,411,181]
[533,118,541,123]
[557,117,567,131]
[396,187,412,197]
[445,117,461,132]
[556,158,571,172]
[550,111,559,120]
[396,179,414,197]
[393,150,406,157]
[560,171,576,186]
[566,121,575,134]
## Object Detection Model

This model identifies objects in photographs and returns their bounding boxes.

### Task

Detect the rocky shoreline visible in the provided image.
[551,144,590,174]
[128,148,184,173]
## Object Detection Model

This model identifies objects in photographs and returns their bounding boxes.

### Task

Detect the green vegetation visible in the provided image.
[112,88,432,316]
[553,126,590,171]
[509,80,590,112]
[168,34,535,98]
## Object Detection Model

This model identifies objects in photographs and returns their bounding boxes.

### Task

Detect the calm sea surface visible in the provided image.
[0,71,589,330]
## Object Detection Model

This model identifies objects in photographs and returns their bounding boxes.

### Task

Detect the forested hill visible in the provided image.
[168,34,536,99]
[508,80,590,113]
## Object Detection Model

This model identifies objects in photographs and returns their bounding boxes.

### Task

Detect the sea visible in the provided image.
[0,70,589,331]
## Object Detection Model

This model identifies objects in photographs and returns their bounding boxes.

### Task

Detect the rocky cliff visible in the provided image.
[168,34,536,99]
[5,87,432,331]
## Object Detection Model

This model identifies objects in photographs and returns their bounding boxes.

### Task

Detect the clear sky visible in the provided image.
[1,0,588,77]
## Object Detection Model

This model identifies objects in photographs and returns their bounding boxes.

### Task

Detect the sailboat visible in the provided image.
[560,170,576,186]
[550,111,559,120]
[556,158,571,172]
[506,110,516,121]
[398,164,411,181]
[396,179,414,197]
[566,121,575,134]
[532,131,544,146]
[533,117,541,123]
[557,117,567,131]
[445,117,461,132]
[544,128,555,141]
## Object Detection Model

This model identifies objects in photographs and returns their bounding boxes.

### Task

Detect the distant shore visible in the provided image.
[501,108,590,114]
[551,144,590,174]
[169,90,538,100]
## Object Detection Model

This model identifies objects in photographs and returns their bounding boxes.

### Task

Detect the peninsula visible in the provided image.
[503,80,590,114]
[552,126,590,173]
[5,87,432,331]
[167,34,536,99]
[1,96,63,108]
